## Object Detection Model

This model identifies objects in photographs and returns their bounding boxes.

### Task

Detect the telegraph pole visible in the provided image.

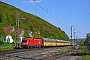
[74,32,76,43]
[70,26,72,44]
[15,11,19,48]
[74,31,75,43]
[16,11,19,39]
[15,11,26,49]
[76,35,77,43]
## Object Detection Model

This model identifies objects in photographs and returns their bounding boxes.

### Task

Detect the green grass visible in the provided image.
[0,47,14,50]
[73,45,90,60]
[82,49,90,60]
[0,42,15,50]
[83,55,90,60]
[50,47,73,55]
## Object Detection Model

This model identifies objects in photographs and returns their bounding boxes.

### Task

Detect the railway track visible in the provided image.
[39,50,72,60]
[0,46,79,60]
[39,50,83,60]
[0,46,69,56]
[0,48,44,56]
[0,47,63,60]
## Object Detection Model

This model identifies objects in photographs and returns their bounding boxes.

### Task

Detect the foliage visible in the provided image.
[0,25,6,41]
[23,30,30,37]
[0,1,69,41]
[51,47,73,55]
[82,48,90,60]
[73,41,90,60]
[84,33,90,45]
[83,55,90,60]
[1,42,15,46]
[79,40,85,46]
[0,12,8,26]
[10,30,16,42]
[0,41,4,45]
[0,42,15,50]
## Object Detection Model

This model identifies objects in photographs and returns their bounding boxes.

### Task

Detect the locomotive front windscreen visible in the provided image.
[22,40,27,42]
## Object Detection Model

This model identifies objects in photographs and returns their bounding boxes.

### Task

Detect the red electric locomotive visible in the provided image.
[21,37,43,48]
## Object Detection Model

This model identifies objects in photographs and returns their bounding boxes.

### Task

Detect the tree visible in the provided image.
[85,33,90,45]
[23,30,29,37]
[1,12,8,26]
[79,40,85,46]
[0,26,6,41]
[10,30,16,42]
[0,1,69,40]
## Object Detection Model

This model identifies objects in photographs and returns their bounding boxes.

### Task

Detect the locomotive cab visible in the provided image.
[21,38,43,48]
[21,39,30,48]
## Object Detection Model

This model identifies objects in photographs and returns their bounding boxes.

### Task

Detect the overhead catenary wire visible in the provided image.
[40,2,67,26]
[33,1,70,30]
[70,13,90,39]
[67,13,90,30]
[40,2,90,30]
[74,13,90,29]
[64,13,90,25]
[32,1,90,31]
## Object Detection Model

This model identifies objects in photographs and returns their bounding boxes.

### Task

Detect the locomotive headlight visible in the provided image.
[39,41,40,44]
[22,43,26,45]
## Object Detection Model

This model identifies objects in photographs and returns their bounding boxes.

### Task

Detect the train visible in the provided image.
[21,37,75,48]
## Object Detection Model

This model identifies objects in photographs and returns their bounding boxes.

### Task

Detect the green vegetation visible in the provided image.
[0,41,4,45]
[50,47,74,55]
[74,35,90,60]
[84,33,90,45]
[0,1,69,41]
[51,36,90,60]
[0,41,15,50]
[0,25,6,41]
[81,33,90,60]
[80,47,90,60]
[83,55,90,60]
[23,30,30,37]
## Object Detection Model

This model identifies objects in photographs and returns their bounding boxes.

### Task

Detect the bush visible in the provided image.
[79,40,85,46]
[83,55,90,60]
[0,41,4,45]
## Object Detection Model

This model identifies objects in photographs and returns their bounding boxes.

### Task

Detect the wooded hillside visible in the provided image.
[0,1,69,40]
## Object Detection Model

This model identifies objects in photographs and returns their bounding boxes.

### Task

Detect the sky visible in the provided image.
[1,0,90,39]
